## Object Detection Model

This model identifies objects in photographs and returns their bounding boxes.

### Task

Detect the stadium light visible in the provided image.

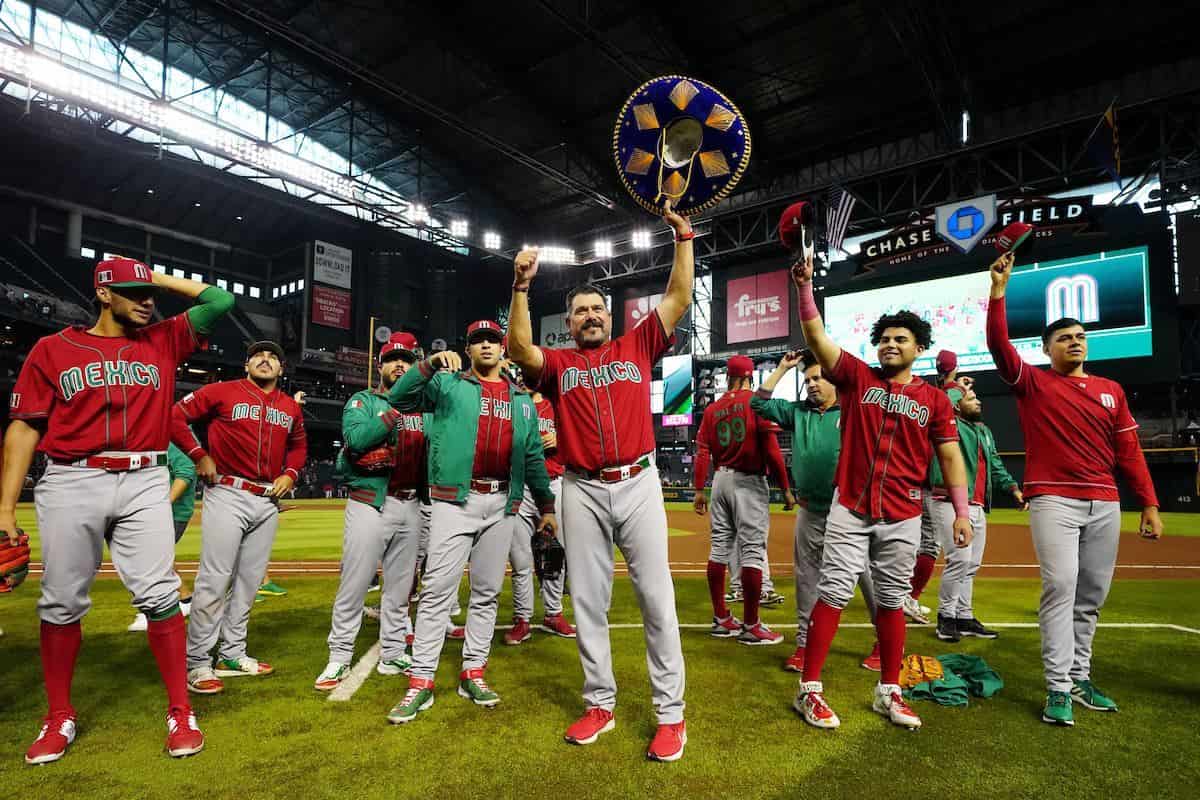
[408,204,429,225]
[594,239,614,259]
[450,219,469,238]
[631,229,652,249]
[538,246,577,265]
[961,109,971,145]
[483,231,502,250]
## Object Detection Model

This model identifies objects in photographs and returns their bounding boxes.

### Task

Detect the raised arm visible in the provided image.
[655,202,694,336]
[149,271,235,335]
[790,253,841,373]
[509,248,546,384]
[389,351,460,412]
[985,252,1027,387]
[752,351,802,430]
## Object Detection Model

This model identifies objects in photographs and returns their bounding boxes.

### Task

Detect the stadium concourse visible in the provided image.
[2,0,1200,797]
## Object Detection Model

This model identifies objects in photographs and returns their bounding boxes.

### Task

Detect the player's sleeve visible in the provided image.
[388,359,443,412]
[283,401,308,481]
[172,385,219,459]
[985,297,1032,394]
[8,339,55,421]
[759,425,791,492]
[629,308,672,365]
[534,346,565,399]
[166,442,196,490]
[927,390,959,444]
[982,424,1018,492]
[750,390,796,430]
[1111,389,1158,507]
[824,349,871,391]
[523,401,555,513]
[342,393,396,453]
[185,285,236,335]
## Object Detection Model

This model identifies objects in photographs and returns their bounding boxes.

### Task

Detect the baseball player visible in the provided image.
[927,386,1025,642]
[726,546,784,606]
[171,340,307,694]
[505,369,576,644]
[1,257,233,763]
[506,203,693,762]
[315,332,427,691]
[128,441,197,632]
[986,251,1162,726]
[693,355,792,646]
[751,349,882,673]
[789,252,971,731]
[385,320,555,723]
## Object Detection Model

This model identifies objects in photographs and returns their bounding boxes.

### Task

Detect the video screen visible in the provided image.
[661,355,694,426]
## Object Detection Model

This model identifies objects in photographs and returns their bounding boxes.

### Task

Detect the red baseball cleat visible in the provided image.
[504,618,532,646]
[564,707,615,745]
[540,613,577,638]
[166,707,205,757]
[25,713,76,765]
[783,646,805,673]
[647,721,687,762]
[738,622,783,646]
[446,626,465,641]
[861,641,882,672]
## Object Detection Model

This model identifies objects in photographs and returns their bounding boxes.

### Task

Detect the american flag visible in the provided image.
[825,186,856,255]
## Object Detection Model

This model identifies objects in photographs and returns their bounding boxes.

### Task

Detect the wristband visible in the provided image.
[797,281,819,321]
[512,282,529,293]
[674,231,694,243]
[949,486,969,520]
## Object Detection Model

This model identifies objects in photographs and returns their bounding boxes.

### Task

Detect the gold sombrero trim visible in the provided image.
[705,104,736,132]
[611,74,753,217]
[698,150,731,178]
[632,103,659,131]
[668,79,699,111]
[625,148,656,176]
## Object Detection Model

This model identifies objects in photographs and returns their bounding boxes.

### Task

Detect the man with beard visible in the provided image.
[2,257,233,763]
[315,332,427,691]
[171,341,307,695]
[751,349,881,673]
[926,386,1024,643]
[385,321,555,723]
[789,252,971,731]
[505,204,694,761]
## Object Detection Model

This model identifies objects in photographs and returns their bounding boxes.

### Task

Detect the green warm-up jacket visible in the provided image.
[928,418,1017,512]
[750,389,841,515]
[334,388,430,510]
[389,359,554,515]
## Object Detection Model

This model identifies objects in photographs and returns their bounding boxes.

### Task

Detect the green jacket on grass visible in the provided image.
[334,388,431,510]
[751,389,841,515]
[389,359,554,515]
[928,417,1017,512]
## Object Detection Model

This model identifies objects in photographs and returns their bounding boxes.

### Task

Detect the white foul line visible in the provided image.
[327,642,381,702]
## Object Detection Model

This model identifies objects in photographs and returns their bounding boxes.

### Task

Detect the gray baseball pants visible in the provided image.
[817,492,921,611]
[409,491,514,680]
[708,468,770,570]
[561,461,685,725]
[917,490,942,559]
[1028,495,1121,692]
[511,478,565,619]
[186,483,279,669]
[792,505,877,647]
[327,496,421,665]
[35,463,180,625]
[931,500,988,619]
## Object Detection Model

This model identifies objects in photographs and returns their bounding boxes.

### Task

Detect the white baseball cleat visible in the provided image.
[314,662,350,691]
[902,595,930,625]
[794,681,841,729]
[873,683,922,729]
[127,613,149,632]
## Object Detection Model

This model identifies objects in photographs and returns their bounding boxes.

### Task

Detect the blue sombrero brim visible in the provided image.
[612,75,751,217]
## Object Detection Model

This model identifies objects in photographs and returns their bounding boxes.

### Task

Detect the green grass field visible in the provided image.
[3,502,1199,796]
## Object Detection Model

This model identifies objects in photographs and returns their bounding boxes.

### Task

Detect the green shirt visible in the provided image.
[928,418,1017,512]
[751,389,841,515]
[167,442,196,523]
[334,387,430,510]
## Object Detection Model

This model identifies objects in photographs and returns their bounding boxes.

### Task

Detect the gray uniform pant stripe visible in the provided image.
[562,464,685,725]
[1028,496,1120,692]
[186,484,279,669]
[792,506,877,647]
[35,464,180,625]
[932,501,987,619]
[327,497,420,664]
[409,492,513,680]
[817,491,921,611]
[511,478,565,619]
[708,469,770,571]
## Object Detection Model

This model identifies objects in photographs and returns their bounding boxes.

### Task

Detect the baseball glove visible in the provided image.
[352,446,395,473]
[0,532,31,593]
[531,525,565,582]
[899,654,944,688]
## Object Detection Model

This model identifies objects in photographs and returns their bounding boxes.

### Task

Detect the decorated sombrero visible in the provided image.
[612,75,751,217]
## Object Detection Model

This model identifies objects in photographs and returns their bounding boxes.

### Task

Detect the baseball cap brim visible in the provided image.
[247,341,285,360]
[468,330,503,343]
[106,281,161,290]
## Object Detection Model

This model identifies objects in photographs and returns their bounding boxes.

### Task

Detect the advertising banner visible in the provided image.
[312,284,351,329]
[314,240,353,289]
[726,269,789,344]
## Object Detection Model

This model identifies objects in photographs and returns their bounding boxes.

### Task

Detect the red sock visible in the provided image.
[706,561,729,619]
[875,607,907,685]
[41,621,82,717]
[147,612,190,711]
[910,554,936,599]
[742,566,763,626]
[801,600,842,683]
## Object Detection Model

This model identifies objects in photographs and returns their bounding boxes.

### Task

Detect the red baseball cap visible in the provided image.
[778,200,816,252]
[466,319,503,343]
[935,349,958,375]
[727,355,755,378]
[94,257,157,290]
[995,221,1034,255]
[379,332,420,362]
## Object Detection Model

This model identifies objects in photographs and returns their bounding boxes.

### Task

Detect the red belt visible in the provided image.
[575,455,652,484]
[57,452,167,471]
[470,479,509,494]
[217,475,272,496]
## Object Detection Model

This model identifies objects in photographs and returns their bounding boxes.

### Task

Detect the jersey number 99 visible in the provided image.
[716,418,746,447]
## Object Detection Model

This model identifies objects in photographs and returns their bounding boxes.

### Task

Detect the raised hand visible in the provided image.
[430,351,463,372]
[514,248,540,290]
[791,252,814,287]
[779,350,804,372]
[662,198,692,237]
[989,252,1015,292]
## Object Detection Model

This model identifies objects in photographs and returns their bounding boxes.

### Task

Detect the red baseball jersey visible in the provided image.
[172,378,307,482]
[534,396,564,480]
[696,389,777,474]
[8,316,203,460]
[827,350,958,521]
[389,412,427,491]
[473,378,515,479]
[536,309,671,472]
[986,297,1158,506]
